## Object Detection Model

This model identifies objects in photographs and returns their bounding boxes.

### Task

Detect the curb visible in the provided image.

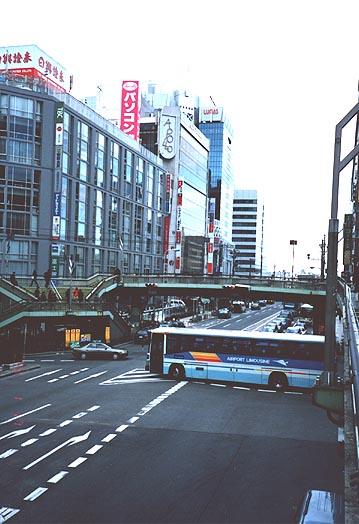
[0,363,40,379]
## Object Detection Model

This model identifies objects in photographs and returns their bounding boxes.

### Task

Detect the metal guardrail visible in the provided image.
[345,287,359,462]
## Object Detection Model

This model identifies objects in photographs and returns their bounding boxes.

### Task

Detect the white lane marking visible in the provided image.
[68,457,87,468]
[47,471,69,484]
[101,434,117,443]
[115,425,128,432]
[86,445,103,455]
[39,428,57,436]
[100,369,164,385]
[26,370,62,381]
[136,381,188,418]
[73,412,87,419]
[74,371,108,383]
[24,487,48,501]
[59,420,72,427]
[87,406,100,411]
[0,404,51,425]
[21,438,38,447]
[0,507,20,520]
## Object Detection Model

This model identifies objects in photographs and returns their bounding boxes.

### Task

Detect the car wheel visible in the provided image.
[269,372,288,391]
[112,353,119,360]
[80,353,87,360]
[169,364,185,381]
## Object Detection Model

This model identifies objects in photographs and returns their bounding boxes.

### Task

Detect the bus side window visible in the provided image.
[254,341,268,356]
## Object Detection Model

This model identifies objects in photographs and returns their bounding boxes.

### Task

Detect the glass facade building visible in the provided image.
[0,78,167,279]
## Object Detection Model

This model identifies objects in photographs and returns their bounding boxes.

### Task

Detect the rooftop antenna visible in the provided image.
[209,95,217,107]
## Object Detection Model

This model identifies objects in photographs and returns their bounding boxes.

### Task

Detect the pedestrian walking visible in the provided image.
[10,272,18,286]
[113,267,122,285]
[34,287,40,300]
[30,269,38,287]
[78,288,84,303]
[44,269,51,288]
[73,287,79,301]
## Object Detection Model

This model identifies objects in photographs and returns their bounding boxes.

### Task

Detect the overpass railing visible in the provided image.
[344,285,359,465]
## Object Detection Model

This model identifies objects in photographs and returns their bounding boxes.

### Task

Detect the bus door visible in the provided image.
[149,333,164,374]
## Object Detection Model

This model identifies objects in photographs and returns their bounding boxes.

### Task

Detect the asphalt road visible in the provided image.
[0,305,343,524]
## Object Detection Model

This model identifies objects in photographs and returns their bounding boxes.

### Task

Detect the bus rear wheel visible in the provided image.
[169,364,185,380]
[269,372,288,391]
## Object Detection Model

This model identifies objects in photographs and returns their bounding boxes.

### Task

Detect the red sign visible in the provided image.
[120,81,140,141]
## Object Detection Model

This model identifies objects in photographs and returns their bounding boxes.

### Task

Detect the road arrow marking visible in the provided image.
[0,425,35,441]
[23,430,91,470]
[0,449,18,459]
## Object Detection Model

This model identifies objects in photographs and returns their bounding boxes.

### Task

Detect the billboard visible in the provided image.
[120,80,141,141]
[159,113,177,159]
[0,45,68,93]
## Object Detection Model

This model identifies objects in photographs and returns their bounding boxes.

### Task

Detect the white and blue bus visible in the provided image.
[147,327,325,390]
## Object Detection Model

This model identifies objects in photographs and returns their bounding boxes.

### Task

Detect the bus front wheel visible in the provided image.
[169,364,185,380]
[269,372,288,391]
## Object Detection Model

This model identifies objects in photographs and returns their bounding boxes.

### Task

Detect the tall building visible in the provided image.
[197,106,234,276]
[0,45,168,279]
[232,189,260,277]
[141,86,235,276]
[140,104,210,274]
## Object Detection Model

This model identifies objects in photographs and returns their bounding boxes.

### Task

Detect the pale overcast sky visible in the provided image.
[2,0,359,275]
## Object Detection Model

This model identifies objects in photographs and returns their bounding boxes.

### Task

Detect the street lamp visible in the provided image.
[290,240,297,280]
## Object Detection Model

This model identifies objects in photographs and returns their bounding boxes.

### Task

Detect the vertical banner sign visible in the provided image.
[52,102,63,241]
[120,80,140,141]
[175,179,183,273]
[343,214,353,266]
[207,199,215,274]
[159,113,177,159]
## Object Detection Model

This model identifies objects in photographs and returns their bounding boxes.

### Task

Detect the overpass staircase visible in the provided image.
[0,274,132,344]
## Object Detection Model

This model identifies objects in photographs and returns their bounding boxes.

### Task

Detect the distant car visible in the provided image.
[251,302,260,310]
[72,342,128,360]
[258,299,267,306]
[217,307,232,319]
[284,325,305,334]
[232,300,246,313]
[276,316,291,329]
[261,325,276,332]
[134,328,151,344]
[266,321,281,333]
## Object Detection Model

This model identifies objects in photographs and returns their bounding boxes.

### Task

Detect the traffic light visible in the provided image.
[145,282,157,288]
